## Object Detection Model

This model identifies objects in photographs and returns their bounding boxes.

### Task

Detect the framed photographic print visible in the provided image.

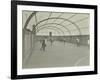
[11,0,97,79]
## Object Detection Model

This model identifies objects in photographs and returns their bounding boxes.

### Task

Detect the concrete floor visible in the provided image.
[22,41,89,69]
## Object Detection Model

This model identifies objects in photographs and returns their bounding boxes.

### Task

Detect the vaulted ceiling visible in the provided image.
[22,11,89,36]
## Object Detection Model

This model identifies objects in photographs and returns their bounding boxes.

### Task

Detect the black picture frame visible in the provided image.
[11,0,98,79]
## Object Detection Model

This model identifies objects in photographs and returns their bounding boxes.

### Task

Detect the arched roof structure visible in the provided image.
[22,11,89,36]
